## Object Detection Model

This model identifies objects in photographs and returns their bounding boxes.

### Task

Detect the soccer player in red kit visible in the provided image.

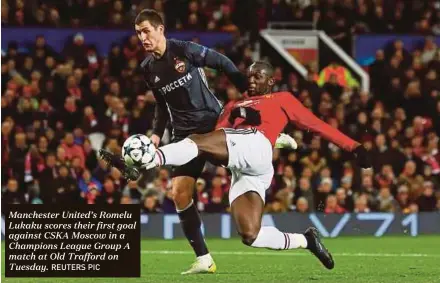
[141,61,370,269]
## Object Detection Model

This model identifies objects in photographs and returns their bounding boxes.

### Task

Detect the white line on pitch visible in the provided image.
[141,250,440,258]
[1,249,437,257]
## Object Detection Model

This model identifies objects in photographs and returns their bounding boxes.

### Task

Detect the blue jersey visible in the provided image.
[141,39,246,139]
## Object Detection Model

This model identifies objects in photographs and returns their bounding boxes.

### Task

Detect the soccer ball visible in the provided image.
[122,134,156,168]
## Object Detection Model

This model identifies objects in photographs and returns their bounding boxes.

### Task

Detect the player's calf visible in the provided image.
[248,226,334,270]
[248,226,308,250]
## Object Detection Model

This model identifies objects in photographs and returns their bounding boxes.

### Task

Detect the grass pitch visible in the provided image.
[2,236,440,283]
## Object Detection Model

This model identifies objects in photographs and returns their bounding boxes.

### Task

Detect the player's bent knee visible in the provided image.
[239,230,259,246]
[171,189,192,207]
[171,181,193,208]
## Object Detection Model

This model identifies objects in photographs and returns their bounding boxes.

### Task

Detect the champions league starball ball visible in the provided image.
[122,134,156,168]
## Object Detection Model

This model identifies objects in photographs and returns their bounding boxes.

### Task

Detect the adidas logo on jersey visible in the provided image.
[154,76,160,83]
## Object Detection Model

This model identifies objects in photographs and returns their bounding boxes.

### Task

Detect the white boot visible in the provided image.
[181,254,217,275]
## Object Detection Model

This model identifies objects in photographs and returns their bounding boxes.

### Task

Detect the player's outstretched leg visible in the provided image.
[146,131,227,275]
[231,191,334,270]
[148,130,229,169]
[144,130,228,274]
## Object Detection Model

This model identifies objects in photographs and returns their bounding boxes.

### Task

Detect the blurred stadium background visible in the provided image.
[1,0,440,281]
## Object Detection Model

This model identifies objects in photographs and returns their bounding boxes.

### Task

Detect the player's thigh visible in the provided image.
[223,129,273,175]
[188,130,228,166]
[229,171,272,205]
[231,191,264,236]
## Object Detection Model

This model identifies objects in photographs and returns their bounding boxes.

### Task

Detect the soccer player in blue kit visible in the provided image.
[104,9,247,274]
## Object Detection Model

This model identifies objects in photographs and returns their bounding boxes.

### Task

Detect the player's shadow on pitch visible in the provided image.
[216,271,282,275]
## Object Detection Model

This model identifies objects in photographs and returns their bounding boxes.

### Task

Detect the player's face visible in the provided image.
[135,20,164,53]
[247,65,274,96]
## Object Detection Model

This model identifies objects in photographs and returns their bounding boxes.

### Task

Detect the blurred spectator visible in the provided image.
[275,185,294,211]
[398,160,425,199]
[63,33,88,67]
[120,196,132,204]
[324,194,346,214]
[79,169,102,198]
[278,165,296,189]
[196,178,209,212]
[9,133,28,186]
[354,194,370,213]
[315,177,333,211]
[2,178,25,205]
[359,174,378,211]
[98,176,121,205]
[266,199,288,213]
[296,177,314,210]
[396,185,411,213]
[336,187,353,211]
[317,62,359,89]
[294,197,309,213]
[417,181,437,212]
[300,150,326,175]
[51,165,79,204]
[206,176,228,213]
[122,180,143,204]
[377,187,397,212]
[83,139,98,170]
[39,153,57,202]
[421,37,438,65]
[408,203,420,214]
[142,194,162,213]
[323,74,343,101]
[61,132,85,168]
[123,35,142,61]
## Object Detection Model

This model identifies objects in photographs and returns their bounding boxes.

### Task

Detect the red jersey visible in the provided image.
[216,92,358,151]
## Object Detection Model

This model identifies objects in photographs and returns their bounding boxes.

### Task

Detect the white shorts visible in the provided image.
[222,128,274,205]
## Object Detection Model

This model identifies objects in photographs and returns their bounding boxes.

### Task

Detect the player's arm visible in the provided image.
[280,93,371,168]
[151,90,169,146]
[215,102,233,129]
[180,41,248,92]
[215,100,261,129]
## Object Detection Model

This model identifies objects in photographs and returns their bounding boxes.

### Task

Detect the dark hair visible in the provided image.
[46,152,56,158]
[135,9,164,28]
[64,132,73,138]
[251,61,274,76]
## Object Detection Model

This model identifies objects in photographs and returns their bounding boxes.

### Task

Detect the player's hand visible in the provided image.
[229,107,261,126]
[151,134,161,148]
[275,133,298,149]
[353,145,372,169]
